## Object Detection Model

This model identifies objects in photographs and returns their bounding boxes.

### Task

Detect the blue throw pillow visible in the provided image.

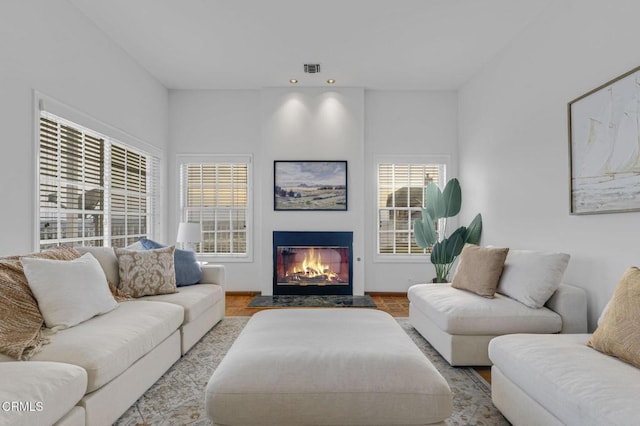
[139,238,202,286]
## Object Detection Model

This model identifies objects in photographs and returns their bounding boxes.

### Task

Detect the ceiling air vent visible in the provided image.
[304,64,321,73]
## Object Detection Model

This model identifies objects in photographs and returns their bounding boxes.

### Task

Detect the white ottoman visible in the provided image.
[205,308,452,425]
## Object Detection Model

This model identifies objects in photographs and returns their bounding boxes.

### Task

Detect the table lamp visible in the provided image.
[176,222,201,252]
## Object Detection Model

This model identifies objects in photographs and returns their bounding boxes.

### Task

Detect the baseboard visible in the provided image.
[365,291,408,297]
[225,291,261,296]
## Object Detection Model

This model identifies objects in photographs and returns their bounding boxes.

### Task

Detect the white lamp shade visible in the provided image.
[176,222,202,243]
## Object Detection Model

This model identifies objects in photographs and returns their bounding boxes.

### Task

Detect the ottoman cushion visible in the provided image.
[206,308,452,425]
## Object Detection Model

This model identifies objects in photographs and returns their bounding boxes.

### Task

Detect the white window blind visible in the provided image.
[38,112,160,249]
[377,162,445,256]
[179,156,251,258]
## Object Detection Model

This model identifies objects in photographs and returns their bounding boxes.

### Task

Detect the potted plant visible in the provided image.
[413,178,482,283]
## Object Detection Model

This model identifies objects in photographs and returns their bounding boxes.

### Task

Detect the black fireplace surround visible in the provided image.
[273,231,353,295]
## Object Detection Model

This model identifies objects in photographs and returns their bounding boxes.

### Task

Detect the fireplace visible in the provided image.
[273,231,353,295]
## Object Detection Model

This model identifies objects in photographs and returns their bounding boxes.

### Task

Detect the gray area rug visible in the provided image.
[248,294,377,308]
[116,317,509,425]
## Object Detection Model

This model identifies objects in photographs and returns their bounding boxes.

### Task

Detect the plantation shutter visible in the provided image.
[38,112,160,249]
[39,115,106,248]
[179,156,250,257]
[377,163,444,255]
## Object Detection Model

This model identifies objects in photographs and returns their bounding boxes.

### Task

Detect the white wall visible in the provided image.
[364,91,458,291]
[169,89,458,293]
[0,0,169,255]
[261,88,365,295]
[168,90,262,291]
[458,0,640,329]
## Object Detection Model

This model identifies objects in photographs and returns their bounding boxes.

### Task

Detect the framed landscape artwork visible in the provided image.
[568,65,640,214]
[274,161,347,211]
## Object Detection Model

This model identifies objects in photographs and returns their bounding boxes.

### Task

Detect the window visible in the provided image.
[38,112,160,249]
[179,155,252,259]
[377,160,446,257]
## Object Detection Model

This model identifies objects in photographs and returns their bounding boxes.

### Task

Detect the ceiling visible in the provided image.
[68,0,550,90]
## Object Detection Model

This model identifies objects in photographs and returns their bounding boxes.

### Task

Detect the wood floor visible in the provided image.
[224,292,491,383]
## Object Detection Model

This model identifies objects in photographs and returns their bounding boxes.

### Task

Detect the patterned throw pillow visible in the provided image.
[588,267,640,368]
[139,238,202,286]
[114,246,177,298]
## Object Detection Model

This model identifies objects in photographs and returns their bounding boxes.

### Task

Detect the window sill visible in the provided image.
[373,254,431,264]
[196,254,253,263]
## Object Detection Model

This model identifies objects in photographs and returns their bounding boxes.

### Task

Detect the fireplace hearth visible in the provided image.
[273,231,353,295]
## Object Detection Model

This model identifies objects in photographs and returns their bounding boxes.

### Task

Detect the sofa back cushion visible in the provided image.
[76,246,120,287]
[452,244,509,298]
[588,266,640,368]
[497,250,570,308]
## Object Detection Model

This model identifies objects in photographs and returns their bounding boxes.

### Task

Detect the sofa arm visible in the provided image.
[545,283,587,333]
[199,264,225,287]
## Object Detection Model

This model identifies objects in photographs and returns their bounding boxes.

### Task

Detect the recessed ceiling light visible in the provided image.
[289,79,298,84]
[327,79,336,84]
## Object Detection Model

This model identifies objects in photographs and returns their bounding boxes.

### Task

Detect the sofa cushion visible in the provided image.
[21,253,118,330]
[76,246,120,287]
[408,283,562,335]
[21,300,183,392]
[0,361,87,426]
[138,284,224,323]
[489,333,640,425]
[140,238,203,286]
[497,250,570,308]
[588,266,640,368]
[115,246,178,297]
[0,246,80,360]
[452,245,509,298]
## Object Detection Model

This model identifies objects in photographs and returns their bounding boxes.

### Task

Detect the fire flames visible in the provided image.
[285,247,341,283]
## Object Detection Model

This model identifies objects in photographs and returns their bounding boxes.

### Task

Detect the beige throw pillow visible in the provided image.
[588,267,640,368]
[452,244,509,298]
[115,246,177,298]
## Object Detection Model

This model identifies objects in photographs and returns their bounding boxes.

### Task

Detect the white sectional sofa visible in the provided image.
[489,266,640,425]
[0,247,225,426]
[408,282,587,366]
[408,247,588,366]
[489,333,640,425]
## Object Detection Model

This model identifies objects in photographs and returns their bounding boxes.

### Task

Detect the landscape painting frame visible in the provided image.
[274,161,348,211]
[568,65,640,215]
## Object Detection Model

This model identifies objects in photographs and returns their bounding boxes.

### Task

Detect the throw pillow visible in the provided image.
[139,238,202,286]
[497,250,570,308]
[115,246,177,297]
[21,253,118,331]
[588,267,640,368]
[0,246,81,360]
[451,244,509,298]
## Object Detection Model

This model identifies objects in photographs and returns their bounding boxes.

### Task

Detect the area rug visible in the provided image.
[248,294,377,308]
[115,317,509,425]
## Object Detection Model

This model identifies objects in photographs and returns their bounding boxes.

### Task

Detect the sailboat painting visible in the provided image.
[569,65,640,214]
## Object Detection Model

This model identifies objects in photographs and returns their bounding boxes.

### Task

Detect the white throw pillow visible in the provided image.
[21,253,118,330]
[496,250,570,309]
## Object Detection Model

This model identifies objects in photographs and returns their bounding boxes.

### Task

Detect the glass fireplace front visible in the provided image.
[273,231,353,295]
